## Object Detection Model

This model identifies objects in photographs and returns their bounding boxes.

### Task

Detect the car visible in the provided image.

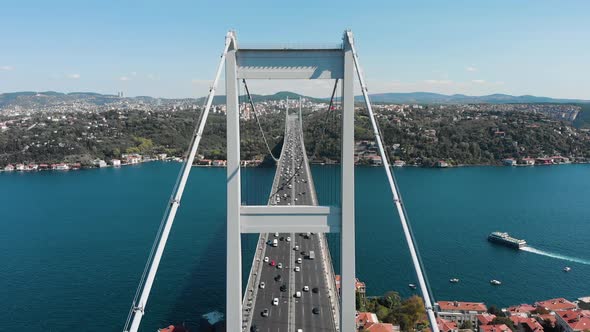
[264,256,269,263]
[294,266,300,272]
[294,245,300,251]
[286,236,291,242]
[275,275,282,282]
[274,232,279,237]
[303,285,309,292]
[297,329,303,332]
[270,260,276,266]
[312,287,319,294]
[294,291,302,298]
[272,298,279,306]
[259,282,265,289]
[280,284,287,292]
[300,251,306,256]
[312,307,320,314]
[277,263,283,269]
[296,257,302,264]
[261,308,269,317]
[251,325,260,332]
[280,236,284,241]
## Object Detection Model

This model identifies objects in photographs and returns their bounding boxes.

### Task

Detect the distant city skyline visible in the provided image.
[1,0,589,99]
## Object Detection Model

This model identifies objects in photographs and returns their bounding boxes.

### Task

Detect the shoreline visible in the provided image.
[2,160,589,174]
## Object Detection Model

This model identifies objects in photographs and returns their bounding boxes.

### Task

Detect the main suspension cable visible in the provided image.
[242,79,279,162]
[345,30,439,332]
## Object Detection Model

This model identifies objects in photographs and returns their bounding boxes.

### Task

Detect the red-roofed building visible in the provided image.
[510,316,544,332]
[437,317,459,332]
[364,322,396,332]
[555,310,590,332]
[535,298,577,312]
[535,314,557,328]
[479,324,511,332]
[507,304,536,317]
[477,313,497,326]
[357,312,379,330]
[437,301,488,327]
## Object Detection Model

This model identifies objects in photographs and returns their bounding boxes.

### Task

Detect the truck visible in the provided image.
[308,250,315,260]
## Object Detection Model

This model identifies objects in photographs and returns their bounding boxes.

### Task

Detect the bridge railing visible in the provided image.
[298,108,341,331]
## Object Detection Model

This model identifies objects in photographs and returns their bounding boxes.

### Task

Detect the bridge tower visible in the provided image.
[225,31,357,331]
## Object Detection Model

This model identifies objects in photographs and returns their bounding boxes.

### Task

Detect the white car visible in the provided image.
[294,291,302,298]
[277,263,283,269]
[297,257,302,264]
[286,236,291,242]
[303,285,309,292]
[264,256,269,263]
[259,282,265,289]
[294,245,300,251]
[273,298,279,306]
[274,232,279,237]
[294,266,300,272]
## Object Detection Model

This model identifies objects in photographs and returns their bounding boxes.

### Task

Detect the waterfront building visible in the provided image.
[4,164,15,171]
[212,160,227,167]
[503,158,517,166]
[52,163,70,170]
[535,158,553,165]
[197,159,212,166]
[112,159,121,167]
[555,310,590,332]
[157,153,167,160]
[521,158,536,166]
[535,298,577,312]
[578,296,590,310]
[436,160,449,168]
[393,160,406,167]
[436,300,487,327]
[506,304,536,317]
[15,163,25,171]
[94,159,107,168]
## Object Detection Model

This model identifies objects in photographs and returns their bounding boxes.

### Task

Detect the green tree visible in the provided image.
[460,321,474,330]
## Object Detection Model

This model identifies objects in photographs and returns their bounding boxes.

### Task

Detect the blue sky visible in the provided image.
[1,0,589,99]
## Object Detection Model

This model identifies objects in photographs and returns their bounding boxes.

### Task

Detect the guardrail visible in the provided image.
[242,233,269,331]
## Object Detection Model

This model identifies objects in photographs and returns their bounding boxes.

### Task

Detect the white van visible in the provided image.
[272,239,278,247]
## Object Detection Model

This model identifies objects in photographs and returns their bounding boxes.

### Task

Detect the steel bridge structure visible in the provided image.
[123,31,439,332]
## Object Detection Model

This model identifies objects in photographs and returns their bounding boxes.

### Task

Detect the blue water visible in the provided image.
[1,163,589,331]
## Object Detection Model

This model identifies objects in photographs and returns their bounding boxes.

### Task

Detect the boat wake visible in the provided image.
[520,246,590,265]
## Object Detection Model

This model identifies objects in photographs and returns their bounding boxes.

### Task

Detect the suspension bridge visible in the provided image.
[123,30,439,332]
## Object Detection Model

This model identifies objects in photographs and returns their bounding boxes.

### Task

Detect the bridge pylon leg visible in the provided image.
[340,34,356,332]
[226,46,243,332]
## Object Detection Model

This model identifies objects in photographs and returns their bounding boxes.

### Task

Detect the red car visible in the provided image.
[270,260,276,266]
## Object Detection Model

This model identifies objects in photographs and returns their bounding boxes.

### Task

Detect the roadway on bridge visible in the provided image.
[249,113,336,332]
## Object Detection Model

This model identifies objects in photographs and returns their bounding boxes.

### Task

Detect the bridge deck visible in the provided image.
[245,113,338,332]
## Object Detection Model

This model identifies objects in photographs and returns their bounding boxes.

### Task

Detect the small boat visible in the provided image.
[408,283,417,290]
[563,267,571,272]
[450,278,460,283]
[490,279,502,285]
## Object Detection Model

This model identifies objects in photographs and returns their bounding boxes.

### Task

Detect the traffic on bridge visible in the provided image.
[247,112,338,332]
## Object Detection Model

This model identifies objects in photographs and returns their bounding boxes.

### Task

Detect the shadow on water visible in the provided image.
[165,225,227,331]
